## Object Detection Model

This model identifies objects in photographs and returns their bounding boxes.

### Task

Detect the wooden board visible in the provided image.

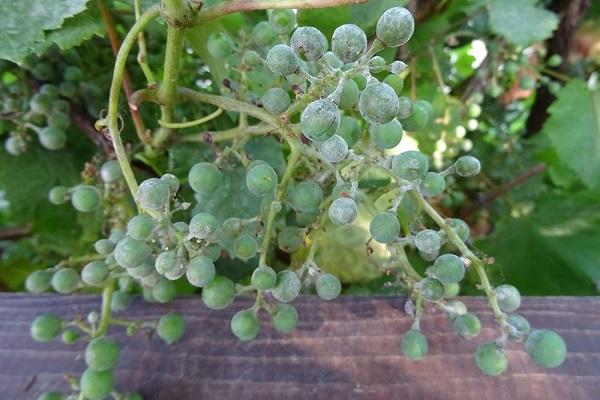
[0,294,598,400]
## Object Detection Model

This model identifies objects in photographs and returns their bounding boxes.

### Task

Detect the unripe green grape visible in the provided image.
[64,66,84,82]
[271,303,298,333]
[136,178,171,211]
[231,310,260,341]
[266,44,299,76]
[454,155,481,177]
[252,21,276,47]
[519,75,536,90]
[376,7,415,47]
[272,270,301,303]
[368,56,387,73]
[127,214,155,241]
[85,337,120,371]
[291,181,323,212]
[316,272,341,300]
[246,163,278,195]
[262,87,291,115]
[222,217,243,240]
[51,268,80,294]
[548,81,561,96]
[25,270,52,293]
[186,255,215,287]
[323,51,343,69]
[415,229,442,254]
[99,160,122,183]
[370,119,403,149]
[504,61,518,75]
[338,79,359,111]
[47,111,70,131]
[432,254,464,284]
[301,99,340,142]
[30,93,53,114]
[506,314,531,340]
[155,250,179,276]
[475,342,508,376]
[189,212,219,240]
[152,278,176,303]
[111,290,130,313]
[277,226,304,253]
[233,235,258,260]
[494,284,521,312]
[188,162,222,195]
[445,299,468,319]
[94,239,114,256]
[59,81,77,99]
[391,151,429,181]
[332,24,367,63]
[202,276,236,310]
[157,312,186,344]
[383,74,404,95]
[331,182,354,200]
[453,313,481,339]
[173,221,189,234]
[420,250,439,262]
[336,116,362,147]
[370,212,400,244]
[420,277,444,301]
[401,100,431,131]
[296,210,319,227]
[547,54,562,67]
[109,229,126,244]
[80,368,115,400]
[353,73,367,90]
[252,265,277,290]
[159,173,179,195]
[207,33,235,58]
[243,50,262,66]
[358,82,399,125]
[4,135,26,155]
[420,172,446,197]
[39,126,67,150]
[30,313,62,342]
[38,391,63,400]
[319,134,348,163]
[525,329,567,368]
[40,83,59,98]
[449,218,470,242]
[81,261,109,286]
[467,103,482,118]
[128,260,155,280]
[71,185,100,213]
[268,9,296,34]
[290,26,328,61]
[402,330,428,360]
[328,197,358,225]
[114,238,150,269]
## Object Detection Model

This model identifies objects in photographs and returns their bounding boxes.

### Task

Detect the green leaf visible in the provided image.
[476,190,600,295]
[543,79,600,189]
[488,0,558,47]
[0,0,90,64]
[43,9,104,52]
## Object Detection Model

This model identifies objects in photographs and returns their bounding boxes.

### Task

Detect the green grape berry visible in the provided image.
[202,276,236,310]
[376,7,415,47]
[420,277,444,301]
[266,44,299,76]
[507,314,531,340]
[38,126,67,150]
[94,239,115,256]
[262,87,291,115]
[85,336,120,371]
[189,162,222,195]
[368,56,387,73]
[272,270,301,303]
[155,251,179,276]
[38,391,63,400]
[114,237,150,269]
[47,111,70,131]
[525,329,567,368]
[71,185,101,212]
[402,330,428,360]
[157,312,186,344]
[25,270,52,293]
[414,229,442,254]
[127,214,155,241]
[51,268,80,294]
[369,118,403,149]
[420,172,446,197]
[316,272,341,300]
[136,178,171,211]
[290,26,328,61]
[383,74,404,95]
[358,82,399,125]
[449,218,470,242]
[80,368,115,400]
[445,299,468,320]
[231,309,260,341]
[519,75,536,90]
[396,96,413,119]
[233,235,258,260]
[268,9,296,34]
[291,181,323,212]
[547,54,562,67]
[454,155,481,177]
[494,284,521,312]
[100,160,122,183]
[252,21,276,47]
[332,24,367,63]
[189,212,219,240]
[81,261,109,286]
[4,135,26,155]
[401,100,431,131]
[246,163,278,195]
[31,313,62,342]
[328,196,358,225]
[370,212,400,244]
[271,303,298,333]
[474,342,508,376]
[152,278,177,303]
[336,116,362,147]
[252,265,277,290]
[319,134,348,163]
[111,290,130,313]
[432,254,465,284]
[207,33,235,58]
[277,226,304,253]
[324,51,344,69]
[338,79,359,111]
[30,93,53,114]
[453,312,481,339]
[301,99,340,142]
[187,255,216,287]
[222,217,243,240]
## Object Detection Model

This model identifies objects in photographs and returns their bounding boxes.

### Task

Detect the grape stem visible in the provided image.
[134,0,156,84]
[181,123,274,143]
[158,108,223,129]
[95,277,116,338]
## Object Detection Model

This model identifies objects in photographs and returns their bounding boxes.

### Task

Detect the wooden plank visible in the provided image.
[0,295,598,400]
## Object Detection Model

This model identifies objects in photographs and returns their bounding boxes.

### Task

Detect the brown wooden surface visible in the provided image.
[0,295,598,400]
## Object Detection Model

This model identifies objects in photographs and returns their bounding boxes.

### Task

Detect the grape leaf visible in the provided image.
[476,190,600,295]
[488,0,558,47]
[543,79,600,189]
[0,0,90,64]
[43,9,104,52]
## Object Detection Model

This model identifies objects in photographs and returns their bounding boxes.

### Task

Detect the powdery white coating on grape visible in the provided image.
[494,284,521,312]
[316,273,341,300]
[155,251,179,276]
[290,26,328,61]
[358,82,399,125]
[246,163,278,195]
[432,254,465,284]
[272,270,301,303]
[396,96,413,119]
[71,185,101,213]
[506,314,531,340]
[368,56,387,73]
[301,99,341,142]
[328,197,358,225]
[161,174,180,195]
[136,178,171,211]
[319,134,348,163]
[390,61,408,74]
[4,136,26,155]
[188,162,222,195]
[420,172,446,197]
[455,155,481,177]
[186,255,216,287]
[39,126,67,150]
[291,181,323,212]
[414,229,442,254]
[100,160,122,182]
[376,7,415,47]
[262,87,291,115]
[189,212,218,240]
[81,261,109,286]
[391,151,429,181]
[252,21,276,47]
[114,238,151,269]
[266,44,299,76]
[369,119,404,149]
[332,24,367,63]
[268,9,297,34]
[370,212,401,244]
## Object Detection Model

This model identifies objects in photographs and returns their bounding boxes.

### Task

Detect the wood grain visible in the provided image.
[0,295,598,400]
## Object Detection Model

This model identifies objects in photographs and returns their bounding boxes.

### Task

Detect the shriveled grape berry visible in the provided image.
[432,254,465,284]
[291,181,323,212]
[188,162,222,195]
[301,99,340,142]
[231,310,260,341]
[71,185,101,212]
[31,313,62,342]
[48,186,68,205]
[233,235,258,260]
[136,178,171,211]
[494,284,521,312]
[114,238,150,269]
[328,197,358,225]
[271,303,298,333]
[475,342,507,376]
[266,44,298,76]
[81,261,109,286]
[100,160,122,183]
[332,24,367,63]
[127,214,155,241]
[358,82,399,125]
[290,26,327,61]
[370,212,400,244]
[319,134,348,163]
[414,229,442,254]
[189,212,219,240]
[453,313,481,339]
[202,276,236,310]
[272,270,301,303]
[246,163,278,195]
[157,312,186,344]
[525,329,567,368]
[370,119,403,149]
[80,368,115,400]
[262,88,291,115]
[85,337,120,371]
[376,7,415,47]
[316,273,341,300]
[51,268,80,294]
[454,155,481,177]
[402,330,428,360]
[420,172,446,197]
[420,277,444,301]
[207,33,235,58]
[26,270,52,293]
